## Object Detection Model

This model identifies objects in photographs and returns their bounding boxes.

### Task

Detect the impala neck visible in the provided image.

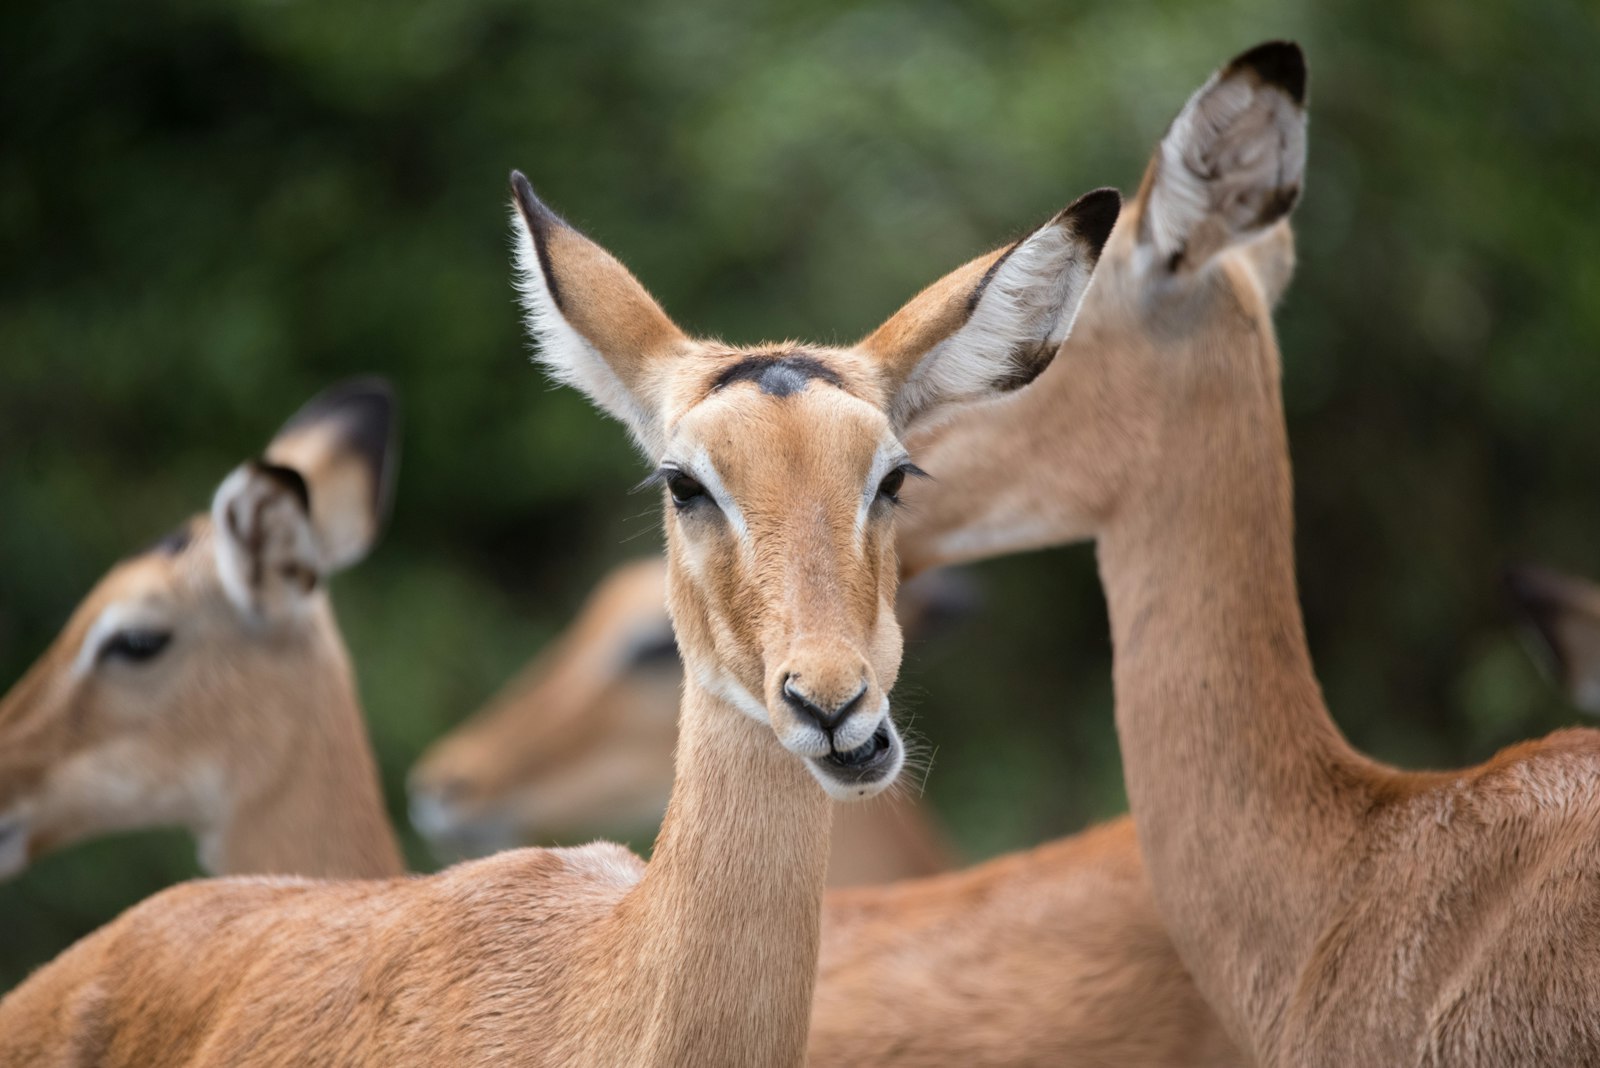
[207,628,403,880]
[602,675,832,1067]
[1097,341,1375,1047]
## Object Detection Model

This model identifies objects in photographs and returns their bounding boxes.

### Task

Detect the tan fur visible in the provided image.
[408,555,955,887]
[0,383,402,882]
[900,42,1600,1066]
[0,177,1114,1063]
[813,820,1241,1068]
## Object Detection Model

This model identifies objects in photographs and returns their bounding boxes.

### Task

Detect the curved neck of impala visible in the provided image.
[1096,337,1374,1045]
[593,673,831,1065]
[209,632,402,880]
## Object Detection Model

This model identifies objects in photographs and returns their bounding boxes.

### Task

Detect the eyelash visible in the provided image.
[877,462,928,505]
[640,466,711,511]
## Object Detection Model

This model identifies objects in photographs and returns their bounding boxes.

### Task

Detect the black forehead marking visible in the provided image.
[711,352,845,399]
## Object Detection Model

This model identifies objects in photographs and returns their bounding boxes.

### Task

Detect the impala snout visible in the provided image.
[771,645,902,800]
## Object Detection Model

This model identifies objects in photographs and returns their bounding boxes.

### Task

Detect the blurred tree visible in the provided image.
[2,0,1597,989]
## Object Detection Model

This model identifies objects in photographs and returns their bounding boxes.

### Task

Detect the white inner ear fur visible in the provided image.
[1144,68,1306,270]
[211,466,320,622]
[510,209,663,457]
[888,221,1094,431]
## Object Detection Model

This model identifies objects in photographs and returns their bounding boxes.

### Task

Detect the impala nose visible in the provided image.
[782,675,868,733]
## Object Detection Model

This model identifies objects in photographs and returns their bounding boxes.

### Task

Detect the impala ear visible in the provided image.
[1139,40,1307,276]
[859,187,1120,433]
[211,461,322,622]
[214,379,399,621]
[1506,565,1600,715]
[263,376,399,574]
[510,172,688,456]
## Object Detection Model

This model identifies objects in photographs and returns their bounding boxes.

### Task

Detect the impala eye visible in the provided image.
[877,468,907,502]
[668,473,707,507]
[98,628,172,666]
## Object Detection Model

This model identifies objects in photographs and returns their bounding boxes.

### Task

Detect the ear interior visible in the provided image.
[1506,565,1600,714]
[862,187,1121,432]
[509,172,687,456]
[264,377,399,574]
[1140,40,1307,274]
[211,461,322,621]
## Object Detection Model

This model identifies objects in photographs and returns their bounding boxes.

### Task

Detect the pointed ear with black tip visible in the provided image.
[1139,40,1308,277]
[264,376,400,574]
[211,461,322,622]
[509,172,689,457]
[858,187,1121,434]
[1506,564,1600,714]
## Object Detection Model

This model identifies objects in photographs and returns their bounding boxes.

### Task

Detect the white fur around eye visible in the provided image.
[74,602,171,678]
[856,440,911,544]
[678,447,750,546]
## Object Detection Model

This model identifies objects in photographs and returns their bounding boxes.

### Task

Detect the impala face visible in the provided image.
[656,350,917,797]
[0,380,396,878]
[510,172,1119,801]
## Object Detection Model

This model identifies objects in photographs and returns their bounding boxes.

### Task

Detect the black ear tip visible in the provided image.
[1229,40,1307,105]
[277,376,401,519]
[509,169,557,224]
[1064,188,1123,258]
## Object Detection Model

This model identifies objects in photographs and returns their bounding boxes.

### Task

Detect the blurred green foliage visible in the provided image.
[3,0,1599,990]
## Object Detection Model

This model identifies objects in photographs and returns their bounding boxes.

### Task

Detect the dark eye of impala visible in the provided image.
[98,629,173,666]
[668,473,707,506]
[877,468,906,502]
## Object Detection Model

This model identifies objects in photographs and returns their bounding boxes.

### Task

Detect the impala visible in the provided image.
[0,379,403,882]
[404,42,1302,1067]
[407,555,960,887]
[0,171,1117,1064]
[899,38,1600,1066]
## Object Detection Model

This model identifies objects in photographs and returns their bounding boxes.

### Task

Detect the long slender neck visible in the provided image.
[593,677,832,1067]
[1098,347,1376,1048]
[208,631,403,880]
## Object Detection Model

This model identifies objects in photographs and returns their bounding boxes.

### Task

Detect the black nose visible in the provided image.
[781,675,867,732]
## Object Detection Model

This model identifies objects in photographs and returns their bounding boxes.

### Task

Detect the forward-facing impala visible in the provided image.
[0,379,403,882]
[0,170,1116,1064]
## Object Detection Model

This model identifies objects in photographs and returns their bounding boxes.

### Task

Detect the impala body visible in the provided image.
[897,39,1600,1067]
[0,166,1117,1064]
[0,379,403,882]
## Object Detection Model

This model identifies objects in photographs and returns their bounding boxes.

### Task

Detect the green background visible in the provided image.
[3,0,1599,989]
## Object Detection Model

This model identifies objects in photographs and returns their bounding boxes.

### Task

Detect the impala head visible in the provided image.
[1507,564,1600,714]
[408,557,681,854]
[511,172,1116,799]
[0,379,398,879]
[906,42,1307,562]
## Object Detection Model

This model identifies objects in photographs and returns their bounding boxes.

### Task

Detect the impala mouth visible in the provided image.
[827,724,893,769]
[807,720,903,799]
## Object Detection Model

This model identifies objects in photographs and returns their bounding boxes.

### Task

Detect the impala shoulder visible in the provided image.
[554,841,647,887]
